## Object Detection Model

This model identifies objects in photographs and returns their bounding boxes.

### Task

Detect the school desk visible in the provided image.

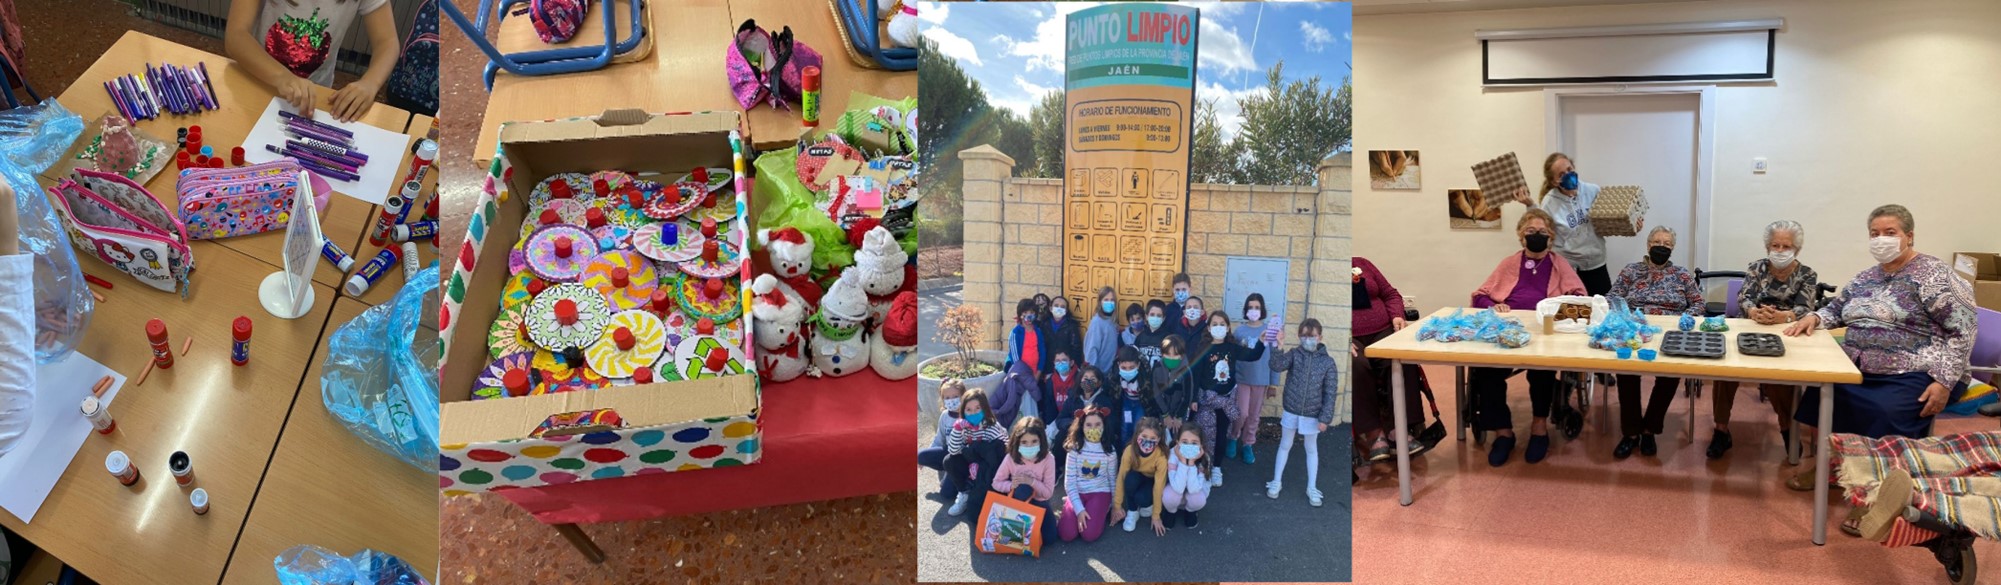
[472,0,917,161]
[0,243,340,585]
[1365,308,1864,545]
[219,298,439,585]
[49,31,423,291]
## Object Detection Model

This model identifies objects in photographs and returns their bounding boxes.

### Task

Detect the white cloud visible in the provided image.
[1016,76,1056,99]
[997,3,1096,74]
[922,26,982,67]
[1300,21,1333,53]
[916,2,947,26]
[991,95,1035,119]
[1197,80,1268,139]
[1198,19,1259,76]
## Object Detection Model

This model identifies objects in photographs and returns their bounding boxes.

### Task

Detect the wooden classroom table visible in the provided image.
[48,31,423,291]
[1367,308,1863,545]
[348,113,440,308]
[0,243,339,585]
[219,298,438,585]
[472,0,917,161]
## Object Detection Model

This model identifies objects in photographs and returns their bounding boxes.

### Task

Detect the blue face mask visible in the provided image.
[1102,300,1116,314]
[1020,445,1041,459]
[1146,316,1164,329]
[965,411,985,425]
[1178,444,1201,459]
[1559,171,1580,191]
[1173,290,1190,303]
[1119,367,1138,381]
[1054,361,1071,375]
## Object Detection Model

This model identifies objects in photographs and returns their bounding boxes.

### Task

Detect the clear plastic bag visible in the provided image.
[0,99,93,364]
[320,265,440,472]
[275,544,429,585]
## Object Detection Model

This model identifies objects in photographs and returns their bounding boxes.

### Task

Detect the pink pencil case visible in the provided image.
[48,169,195,295]
[175,160,332,240]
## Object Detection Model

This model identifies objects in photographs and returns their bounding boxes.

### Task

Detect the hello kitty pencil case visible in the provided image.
[47,168,195,295]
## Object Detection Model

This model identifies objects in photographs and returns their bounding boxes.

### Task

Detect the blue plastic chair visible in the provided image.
[0,51,41,110]
[834,0,914,71]
[440,0,650,90]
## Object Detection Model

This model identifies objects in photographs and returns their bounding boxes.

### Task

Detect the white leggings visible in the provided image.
[1271,412,1320,489]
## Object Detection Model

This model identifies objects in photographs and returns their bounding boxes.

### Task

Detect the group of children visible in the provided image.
[919,273,1343,544]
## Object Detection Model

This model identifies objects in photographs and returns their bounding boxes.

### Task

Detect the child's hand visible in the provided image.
[1110,507,1125,524]
[279,77,317,113]
[330,79,380,123]
[1152,515,1166,536]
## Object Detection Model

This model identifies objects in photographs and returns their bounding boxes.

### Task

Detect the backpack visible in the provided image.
[385,0,438,116]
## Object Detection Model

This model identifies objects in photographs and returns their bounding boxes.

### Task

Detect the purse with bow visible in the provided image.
[47,168,194,295]
[726,19,824,111]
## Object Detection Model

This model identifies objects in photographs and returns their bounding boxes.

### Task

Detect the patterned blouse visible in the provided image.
[1610,261,1704,316]
[1737,258,1822,320]
[1814,254,1978,386]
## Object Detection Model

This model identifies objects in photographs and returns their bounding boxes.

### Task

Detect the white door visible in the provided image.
[1555,93,1700,273]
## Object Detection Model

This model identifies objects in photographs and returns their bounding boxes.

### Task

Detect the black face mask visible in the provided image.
[1649,246,1673,265]
[1524,233,1550,253]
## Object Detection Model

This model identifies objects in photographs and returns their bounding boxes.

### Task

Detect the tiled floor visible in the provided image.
[1350,365,1998,584]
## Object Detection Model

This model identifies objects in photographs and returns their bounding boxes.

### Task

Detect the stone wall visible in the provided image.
[958,147,1353,422]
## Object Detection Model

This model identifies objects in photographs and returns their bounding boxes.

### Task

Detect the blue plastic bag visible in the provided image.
[321,265,440,472]
[0,99,92,364]
[275,544,429,585]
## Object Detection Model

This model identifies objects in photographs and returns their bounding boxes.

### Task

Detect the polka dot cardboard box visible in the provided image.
[439,110,760,494]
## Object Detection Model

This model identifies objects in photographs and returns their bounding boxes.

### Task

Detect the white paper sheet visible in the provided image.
[0,353,125,523]
[241,97,412,205]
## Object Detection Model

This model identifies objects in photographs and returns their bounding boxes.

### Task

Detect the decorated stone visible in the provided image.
[641,181,707,220]
[524,283,612,350]
[523,224,598,282]
[584,310,668,378]
[663,308,746,350]
[672,273,743,323]
[677,239,743,279]
[632,223,703,263]
[580,250,659,311]
[674,167,733,193]
[531,347,575,378]
[487,302,534,359]
[669,334,750,380]
[474,352,536,400]
[529,172,592,208]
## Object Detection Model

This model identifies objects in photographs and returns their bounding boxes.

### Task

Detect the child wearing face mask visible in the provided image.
[1059,409,1121,543]
[1083,287,1122,374]
[1131,300,1174,367]
[1161,426,1214,530]
[1168,272,1194,318]
[1035,350,1080,431]
[1227,294,1276,465]
[1057,365,1118,470]
[1265,318,1340,508]
[1169,295,1209,348]
[1046,296,1083,371]
[1151,335,1196,440]
[1120,303,1146,346]
[991,416,1057,529]
[918,379,967,486]
[944,388,1010,516]
[1114,417,1170,534]
[1181,311,1268,487]
[1112,346,1162,442]
[1008,298,1051,375]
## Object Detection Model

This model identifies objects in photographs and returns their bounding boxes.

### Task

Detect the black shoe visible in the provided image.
[1524,434,1551,464]
[1185,509,1200,528]
[1162,509,1180,529]
[1488,434,1517,467]
[1705,430,1733,460]
[1640,434,1659,456]
[1614,436,1640,459]
[1560,409,1585,439]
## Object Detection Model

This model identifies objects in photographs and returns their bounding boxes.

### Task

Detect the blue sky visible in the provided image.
[917,1,1351,138]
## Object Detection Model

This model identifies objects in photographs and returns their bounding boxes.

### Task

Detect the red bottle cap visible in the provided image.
[231,146,246,166]
[502,368,531,396]
[692,167,710,183]
[232,316,252,341]
[611,266,630,288]
[189,125,202,135]
[703,278,724,299]
[555,299,579,325]
[703,192,719,208]
[585,207,606,228]
[666,185,682,205]
[650,289,672,312]
[177,151,191,163]
[554,237,574,258]
[194,154,210,166]
[593,178,610,196]
[539,209,561,225]
[802,66,822,91]
[701,217,718,238]
[526,278,547,296]
[209,157,224,168]
[146,318,168,343]
[704,348,730,372]
[702,239,719,262]
[613,327,636,350]
[552,180,572,199]
[624,187,645,208]
[697,317,716,335]
[634,366,654,384]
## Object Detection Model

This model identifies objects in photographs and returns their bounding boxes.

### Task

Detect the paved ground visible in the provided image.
[914,279,1354,582]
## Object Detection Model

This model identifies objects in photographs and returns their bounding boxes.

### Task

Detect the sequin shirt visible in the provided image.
[1814,254,1978,386]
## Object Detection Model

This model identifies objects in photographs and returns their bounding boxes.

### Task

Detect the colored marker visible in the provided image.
[230,316,252,366]
[343,247,400,296]
[146,318,173,369]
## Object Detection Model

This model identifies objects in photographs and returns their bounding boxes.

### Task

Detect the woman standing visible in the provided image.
[1349,257,1427,462]
[1608,226,1704,460]
[1707,220,1818,459]
[1512,153,1636,296]
[1227,294,1275,464]
[1469,209,1587,467]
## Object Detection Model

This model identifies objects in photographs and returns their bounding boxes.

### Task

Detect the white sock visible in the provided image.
[1272,425,1297,485]
[1303,431,1320,489]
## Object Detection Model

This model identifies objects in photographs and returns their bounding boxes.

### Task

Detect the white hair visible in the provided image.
[1764,220,1804,251]
[1646,225,1677,246]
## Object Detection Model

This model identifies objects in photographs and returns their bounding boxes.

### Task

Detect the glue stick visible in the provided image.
[230,316,252,366]
[371,194,407,247]
[320,237,357,272]
[801,66,822,127]
[146,318,173,369]
[344,247,400,296]
[400,241,421,281]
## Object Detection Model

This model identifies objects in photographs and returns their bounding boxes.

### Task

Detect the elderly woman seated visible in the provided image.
[1468,208,1587,467]
[1707,220,1821,460]
[1609,226,1704,460]
[1785,204,1979,490]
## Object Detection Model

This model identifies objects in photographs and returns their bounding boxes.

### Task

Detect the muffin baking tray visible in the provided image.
[1737,332,1787,357]
[1658,331,1727,359]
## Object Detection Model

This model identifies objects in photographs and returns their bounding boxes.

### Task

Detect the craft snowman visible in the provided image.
[851,225,907,327]
[809,270,871,377]
[750,274,811,383]
[882,1,919,48]
[757,226,824,306]
[870,291,919,380]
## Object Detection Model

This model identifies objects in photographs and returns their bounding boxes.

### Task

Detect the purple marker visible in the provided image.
[287,140,365,166]
[195,62,216,109]
[121,76,149,119]
[278,110,354,138]
[284,144,361,173]
[105,81,131,120]
[284,121,348,146]
[298,159,361,183]
[187,65,213,110]
[295,138,368,162]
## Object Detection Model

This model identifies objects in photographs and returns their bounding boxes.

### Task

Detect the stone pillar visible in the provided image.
[959,146,1015,350]
[1305,152,1355,425]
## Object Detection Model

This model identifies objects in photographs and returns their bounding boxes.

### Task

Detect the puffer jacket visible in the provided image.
[1268,342,1343,425]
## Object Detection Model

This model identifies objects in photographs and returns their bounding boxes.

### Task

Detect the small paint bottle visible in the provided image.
[80,396,115,434]
[231,316,253,366]
[106,451,140,486]
[801,66,822,127]
[190,488,210,515]
[146,318,173,369]
[170,451,196,486]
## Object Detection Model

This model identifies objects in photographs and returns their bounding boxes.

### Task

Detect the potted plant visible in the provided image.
[918,304,1006,423]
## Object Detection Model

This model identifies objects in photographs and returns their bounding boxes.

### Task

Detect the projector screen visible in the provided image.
[1483,29,1775,85]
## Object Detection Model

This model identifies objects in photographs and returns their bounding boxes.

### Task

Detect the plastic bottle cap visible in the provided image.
[201,145,213,157]
[554,237,574,258]
[106,451,129,473]
[593,178,610,196]
[611,266,630,288]
[703,278,724,299]
[701,217,718,238]
[190,125,202,134]
[539,209,561,225]
[650,289,672,311]
[666,185,682,205]
[555,299,579,325]
[551,180,572,199]
[624,187,645,208]
[802,66,822,90]
[81,396,101,416]
[703,192,719,208]
[526,279,547,295]
[614,327,636,350]
[586,207,607,228]
[232,316,253,340]
[503,368,531,395]
[634,367,654,384]
[146,318,168,342]
[697,317,716,335]
[702,239,719,262]
[190,488,208,509]
[663,224,679,246]
[704,348,730,372]
[692,167,710,183]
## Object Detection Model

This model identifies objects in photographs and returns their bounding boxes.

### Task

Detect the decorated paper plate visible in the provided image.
[540,366,612,394]
[671,273,743,323]
[688,191,740,223]
[523,224,598,282]
[583,310,668,378]
[663,308,745,350]
[796,139,866,192]
[674,168,734,193]
[531,347,576,379]
[487,303,534,359]
[521,199,591,240]
[640,181,707,220]
[632,223,704,263]
[580,250,659,311]
[529,172,592,208]
[592,224,635,251]
[524,283,612,350]
[677,239,743,279]
[474,352,536,400]
[669,334,750,380]
[500,272,536,311]
[587,170,637,199]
